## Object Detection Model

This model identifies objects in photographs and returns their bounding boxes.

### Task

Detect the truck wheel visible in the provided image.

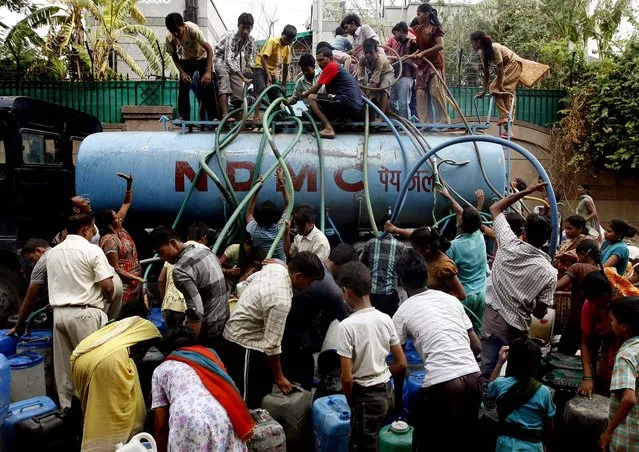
[0,268,25,326]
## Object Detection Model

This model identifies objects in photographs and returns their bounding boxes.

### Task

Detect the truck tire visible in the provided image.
[0,267,25,327]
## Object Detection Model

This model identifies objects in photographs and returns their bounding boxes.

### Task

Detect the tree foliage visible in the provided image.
[558,40,639,171]
[0,0,165,80]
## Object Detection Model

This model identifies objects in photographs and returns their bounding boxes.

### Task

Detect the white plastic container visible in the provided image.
[115,432,158,451]
[7,352,45,403]
[16,330,54,397]
[530,308,556,344]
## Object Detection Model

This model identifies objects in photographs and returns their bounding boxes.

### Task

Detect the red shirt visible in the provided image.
[318,61,339,85]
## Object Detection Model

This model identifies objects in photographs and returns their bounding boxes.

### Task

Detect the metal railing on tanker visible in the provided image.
[0,78,565,128]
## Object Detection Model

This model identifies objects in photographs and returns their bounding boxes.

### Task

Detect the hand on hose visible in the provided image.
[475,189,485,204]
[578,378,595,399]
[384,220,397,234]
[241,74,252,85]
[476,90,487,98]
[180,71,192,84]
[526,181,548,194]
[438,186,451,198]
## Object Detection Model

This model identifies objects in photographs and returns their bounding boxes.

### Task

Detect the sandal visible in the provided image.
[314,130,336,139]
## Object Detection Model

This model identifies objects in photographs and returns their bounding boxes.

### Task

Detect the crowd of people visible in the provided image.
[163,3,549,139]
[9,167,639,451]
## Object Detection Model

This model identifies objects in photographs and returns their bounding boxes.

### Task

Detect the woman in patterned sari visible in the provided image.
[96,173,144,305]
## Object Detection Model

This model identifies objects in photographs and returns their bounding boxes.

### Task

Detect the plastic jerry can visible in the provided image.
[261,384,311,451]
[402,371,425,418]
[0,331,18,358]
[247,408,286,452]
[12,408,72,450]
[116,432,158,451]
[311,394,351,452]
[379,420,413,451]
[2,396,57,445]
[0,355,9,423]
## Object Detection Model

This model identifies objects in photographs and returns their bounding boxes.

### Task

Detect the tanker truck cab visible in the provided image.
[0,96,102,322]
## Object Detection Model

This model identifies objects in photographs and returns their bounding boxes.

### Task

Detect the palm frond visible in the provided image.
[113,43,144,77]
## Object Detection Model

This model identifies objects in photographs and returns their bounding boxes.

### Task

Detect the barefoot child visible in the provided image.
[337,262,407,451]
[600,297,639,451]
[488,338,556,452]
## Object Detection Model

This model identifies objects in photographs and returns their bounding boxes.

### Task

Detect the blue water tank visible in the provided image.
[0,354,9,423]
[76,131,506,230]
[0,331,18,358]
[312,394,351,452]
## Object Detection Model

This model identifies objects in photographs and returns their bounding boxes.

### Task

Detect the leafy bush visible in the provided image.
[558,39,639,171]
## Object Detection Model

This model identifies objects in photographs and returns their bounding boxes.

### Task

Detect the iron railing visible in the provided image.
[0,80,565,127]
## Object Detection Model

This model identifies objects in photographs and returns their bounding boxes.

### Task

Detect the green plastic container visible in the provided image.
[379,420,413,451]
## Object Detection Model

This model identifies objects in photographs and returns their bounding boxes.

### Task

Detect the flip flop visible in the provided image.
[319,131,336,139]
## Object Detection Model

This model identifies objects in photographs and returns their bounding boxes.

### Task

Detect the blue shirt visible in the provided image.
[331,35,352,52]
[447,230,487,295]
[488,377,556,452]
[246,220,286,262]
[601,240,630,275]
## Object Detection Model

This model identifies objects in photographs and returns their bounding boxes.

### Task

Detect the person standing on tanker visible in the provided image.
[471,31,550,132]
[252,25,297,120]
[408,3,449,124]
[340,13,380,57]
[315,42,358,78]
[359,38,395,116]
[46,214,115,409]
[302,47,365,139]
[331,26,352,52]
[165,13,217,121]
[389,22,418,120]
[214,13,257,120]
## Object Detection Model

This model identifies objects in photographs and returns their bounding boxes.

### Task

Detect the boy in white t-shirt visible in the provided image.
[337,262,407,451]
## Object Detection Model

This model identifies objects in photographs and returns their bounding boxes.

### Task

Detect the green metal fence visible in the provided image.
[0,80,565,127]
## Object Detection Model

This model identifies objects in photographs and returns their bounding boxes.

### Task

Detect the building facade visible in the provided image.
[117,0,227,79]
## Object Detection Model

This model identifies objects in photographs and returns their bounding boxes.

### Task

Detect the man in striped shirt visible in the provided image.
[480,182,558,378]
[360,215,407,317]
